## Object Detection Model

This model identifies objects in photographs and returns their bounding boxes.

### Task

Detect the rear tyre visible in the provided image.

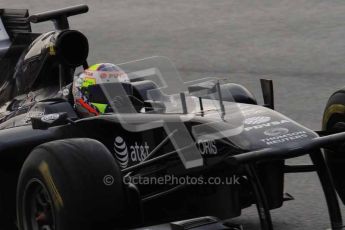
[17,138,126,230]
[323,91,345,203]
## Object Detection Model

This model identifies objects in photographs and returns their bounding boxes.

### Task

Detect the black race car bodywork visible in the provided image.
[1,5,345,230]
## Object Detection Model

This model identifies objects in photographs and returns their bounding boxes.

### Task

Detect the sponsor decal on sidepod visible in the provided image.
[197,140,218,155]
[114,136,218,168]
[114,136,150,169]
[114,136,129,168]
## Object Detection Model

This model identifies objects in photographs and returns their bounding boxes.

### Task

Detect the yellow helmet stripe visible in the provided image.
[88,64,101,71]
[81,77,96,88]
[91,103,107,113]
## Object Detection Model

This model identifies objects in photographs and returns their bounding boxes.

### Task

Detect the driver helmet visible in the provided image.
[73,63,130,117]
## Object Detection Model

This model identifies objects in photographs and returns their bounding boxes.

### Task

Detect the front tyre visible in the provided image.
[323,90,345,203]
[17,138,126,230]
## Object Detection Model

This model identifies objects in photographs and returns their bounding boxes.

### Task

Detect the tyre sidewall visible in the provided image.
[17,138,126,230]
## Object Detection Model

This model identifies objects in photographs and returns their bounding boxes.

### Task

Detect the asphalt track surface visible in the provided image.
[3,0,345,229]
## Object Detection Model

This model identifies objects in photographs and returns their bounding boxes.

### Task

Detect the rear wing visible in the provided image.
[0,9,38,106]
[0,9,31,39]
[0,8,34,58]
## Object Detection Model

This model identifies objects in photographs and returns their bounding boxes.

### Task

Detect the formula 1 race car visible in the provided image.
[1,5,345,230]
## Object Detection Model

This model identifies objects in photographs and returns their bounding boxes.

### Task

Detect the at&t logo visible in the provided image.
[114,136,129,168]
[114,136,150,169]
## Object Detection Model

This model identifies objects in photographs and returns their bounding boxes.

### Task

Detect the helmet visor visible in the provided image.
[82,82,133,104]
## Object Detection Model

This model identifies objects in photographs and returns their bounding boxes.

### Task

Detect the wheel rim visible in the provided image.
[23,179,56,230]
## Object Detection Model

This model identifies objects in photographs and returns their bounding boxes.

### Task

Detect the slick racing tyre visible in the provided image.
[17,138,126,230]
[323,90,345,203]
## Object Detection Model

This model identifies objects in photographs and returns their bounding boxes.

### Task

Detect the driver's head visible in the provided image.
[72,63,130,117]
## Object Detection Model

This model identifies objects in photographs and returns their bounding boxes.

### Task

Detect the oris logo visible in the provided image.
[114,136,129,169]
[244,116,271,125]
[264,127,289,136]
[113,136,150,169]
[197,140,218,155]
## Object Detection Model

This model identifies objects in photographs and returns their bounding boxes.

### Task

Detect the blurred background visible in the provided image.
[3,0,345,229]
